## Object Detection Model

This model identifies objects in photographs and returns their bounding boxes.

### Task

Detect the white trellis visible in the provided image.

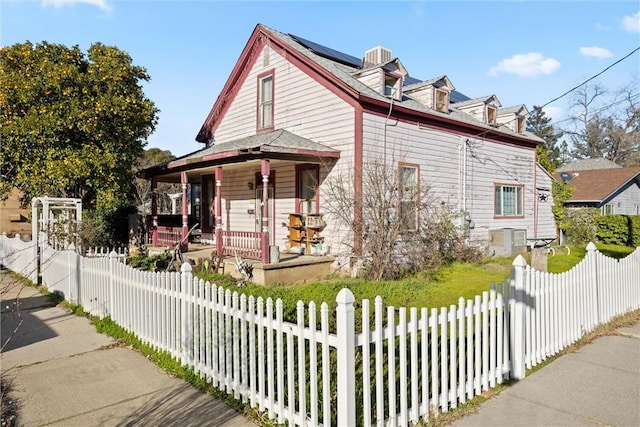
[32,197,82,256]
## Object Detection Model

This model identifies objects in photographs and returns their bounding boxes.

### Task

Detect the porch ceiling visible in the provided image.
[140,129,340,182]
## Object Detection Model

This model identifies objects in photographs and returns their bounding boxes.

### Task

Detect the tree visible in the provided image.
[134,147,176,214]
[566,81,639,166]
[526,106,564,172]
[323,157,480,280]
[0,41,158,210]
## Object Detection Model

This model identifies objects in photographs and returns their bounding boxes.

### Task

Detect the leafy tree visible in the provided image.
[0,41,158,210]
[566,81,639,166]
[134,147,176,214]
[527,106,563,172]
[551,179,574,235]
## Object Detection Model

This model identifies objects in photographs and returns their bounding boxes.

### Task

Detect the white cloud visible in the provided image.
[622,11,640,32]
[489,52,561,78]
[542,106,564,122]
[595,22,610,31]
[579,46,614,59]
[41,0,111,12]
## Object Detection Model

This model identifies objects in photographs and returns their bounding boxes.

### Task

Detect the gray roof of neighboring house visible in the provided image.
[557,158,622,172]
[267,27,542,144]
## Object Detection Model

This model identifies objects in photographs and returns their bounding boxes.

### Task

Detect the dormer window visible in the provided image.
[435,88,449,113]
[487,106,497,125]
[384,74,401,99]
[516,116,525,133]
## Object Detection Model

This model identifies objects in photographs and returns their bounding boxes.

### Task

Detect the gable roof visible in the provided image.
[142,129,339,179]
[557,158,622,172]
[453,95,502,108]
[554,167,640,203]
[196,24,543,146]
[498,104,528,117]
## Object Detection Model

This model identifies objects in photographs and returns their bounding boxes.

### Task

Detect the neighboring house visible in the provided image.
[557,158,621,172]
[141,24,555,271]
[555,166,640,215]
[0,188,31,238]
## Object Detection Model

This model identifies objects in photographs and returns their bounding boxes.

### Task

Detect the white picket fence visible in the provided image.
[0,233,37,281]
[1,233,639,426]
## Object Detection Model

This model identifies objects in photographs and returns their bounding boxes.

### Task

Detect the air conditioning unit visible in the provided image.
[365,46,392,65]
[489,228,527,257]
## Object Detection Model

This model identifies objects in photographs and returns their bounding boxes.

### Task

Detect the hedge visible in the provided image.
[595,214,640,246]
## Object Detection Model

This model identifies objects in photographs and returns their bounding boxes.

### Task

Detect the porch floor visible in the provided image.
[147,243,334,286]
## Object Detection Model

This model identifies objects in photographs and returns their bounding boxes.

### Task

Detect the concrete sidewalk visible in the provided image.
[0,271,251,426]
[454,319,640,426]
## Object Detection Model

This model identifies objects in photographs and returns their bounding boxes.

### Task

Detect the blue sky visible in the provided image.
[2,0,639,157]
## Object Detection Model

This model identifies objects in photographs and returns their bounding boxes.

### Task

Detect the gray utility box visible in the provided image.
[489,228,527,257]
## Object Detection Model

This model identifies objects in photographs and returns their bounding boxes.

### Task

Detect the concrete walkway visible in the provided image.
[0,271,251,426]
[453,320,640,426]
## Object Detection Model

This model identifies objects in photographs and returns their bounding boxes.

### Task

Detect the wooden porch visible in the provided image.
[148,242,334,286]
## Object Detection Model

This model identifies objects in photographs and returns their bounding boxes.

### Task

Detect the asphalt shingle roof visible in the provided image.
[555,167,640,202]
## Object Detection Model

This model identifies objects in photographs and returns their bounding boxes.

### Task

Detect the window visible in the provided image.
[602,204,614,215]
[296,164,319,214]
[487,106,497,125]
[495,184,523,217]
[516,116,525,133]
[399,163,419,230]
[257,71,274,130]
[435,88,448,113]
[384,74,402,100]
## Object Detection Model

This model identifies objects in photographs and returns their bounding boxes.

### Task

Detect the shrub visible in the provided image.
[565,208,598,244]
[596,215,631,245]
[630,216,640,247]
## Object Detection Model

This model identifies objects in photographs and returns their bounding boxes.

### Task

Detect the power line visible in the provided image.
[549,92,640,127]
[539,46,640,110]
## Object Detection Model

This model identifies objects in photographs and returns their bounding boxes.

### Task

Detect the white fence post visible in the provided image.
[586,242,600,324]
[181,262,193,366]
[336,288,356,427]
[109,251,118,317]
[510,255,527,380]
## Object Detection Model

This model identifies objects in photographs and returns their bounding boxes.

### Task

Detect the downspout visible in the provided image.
[383,97,394,167]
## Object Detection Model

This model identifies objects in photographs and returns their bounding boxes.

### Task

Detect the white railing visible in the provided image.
[3,235,639,426]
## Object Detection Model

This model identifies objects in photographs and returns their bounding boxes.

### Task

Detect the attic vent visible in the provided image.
[365,46,392,65]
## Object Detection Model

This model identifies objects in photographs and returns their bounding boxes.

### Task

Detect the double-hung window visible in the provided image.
[495,184,523,217]
[296,164,319,214]
[399,163,419,230]
[257,70,274,131]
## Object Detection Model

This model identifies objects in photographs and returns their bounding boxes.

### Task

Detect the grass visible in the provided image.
[547,243,636,274]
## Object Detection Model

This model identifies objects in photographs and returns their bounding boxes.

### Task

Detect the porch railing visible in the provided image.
[221,230,262,259]
[156,226,182,247]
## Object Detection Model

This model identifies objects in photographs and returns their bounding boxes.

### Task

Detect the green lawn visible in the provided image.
[192,243,637,322]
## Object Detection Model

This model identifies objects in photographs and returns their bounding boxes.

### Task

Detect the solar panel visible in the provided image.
[289,33,362,68]
[450,90,471,103]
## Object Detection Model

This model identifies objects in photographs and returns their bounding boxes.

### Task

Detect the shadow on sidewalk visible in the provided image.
[1,294,58,352]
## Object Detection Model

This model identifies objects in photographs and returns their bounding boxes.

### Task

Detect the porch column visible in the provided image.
[261,159,270,263]
[215,167,223,257]
[151,178,158,246]
[181,171,189,249]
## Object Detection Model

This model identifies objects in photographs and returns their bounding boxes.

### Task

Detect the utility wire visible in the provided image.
[538,46,640,110]
[549,92,640,127]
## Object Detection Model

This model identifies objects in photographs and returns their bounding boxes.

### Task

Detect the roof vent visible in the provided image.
[365,46,392,66]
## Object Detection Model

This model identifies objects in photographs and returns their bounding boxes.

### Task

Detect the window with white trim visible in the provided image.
[258,73,273,130]
[602,204,614,215]
[495,184,523,217]
[399,164,419,230]
[384,74,402,100]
